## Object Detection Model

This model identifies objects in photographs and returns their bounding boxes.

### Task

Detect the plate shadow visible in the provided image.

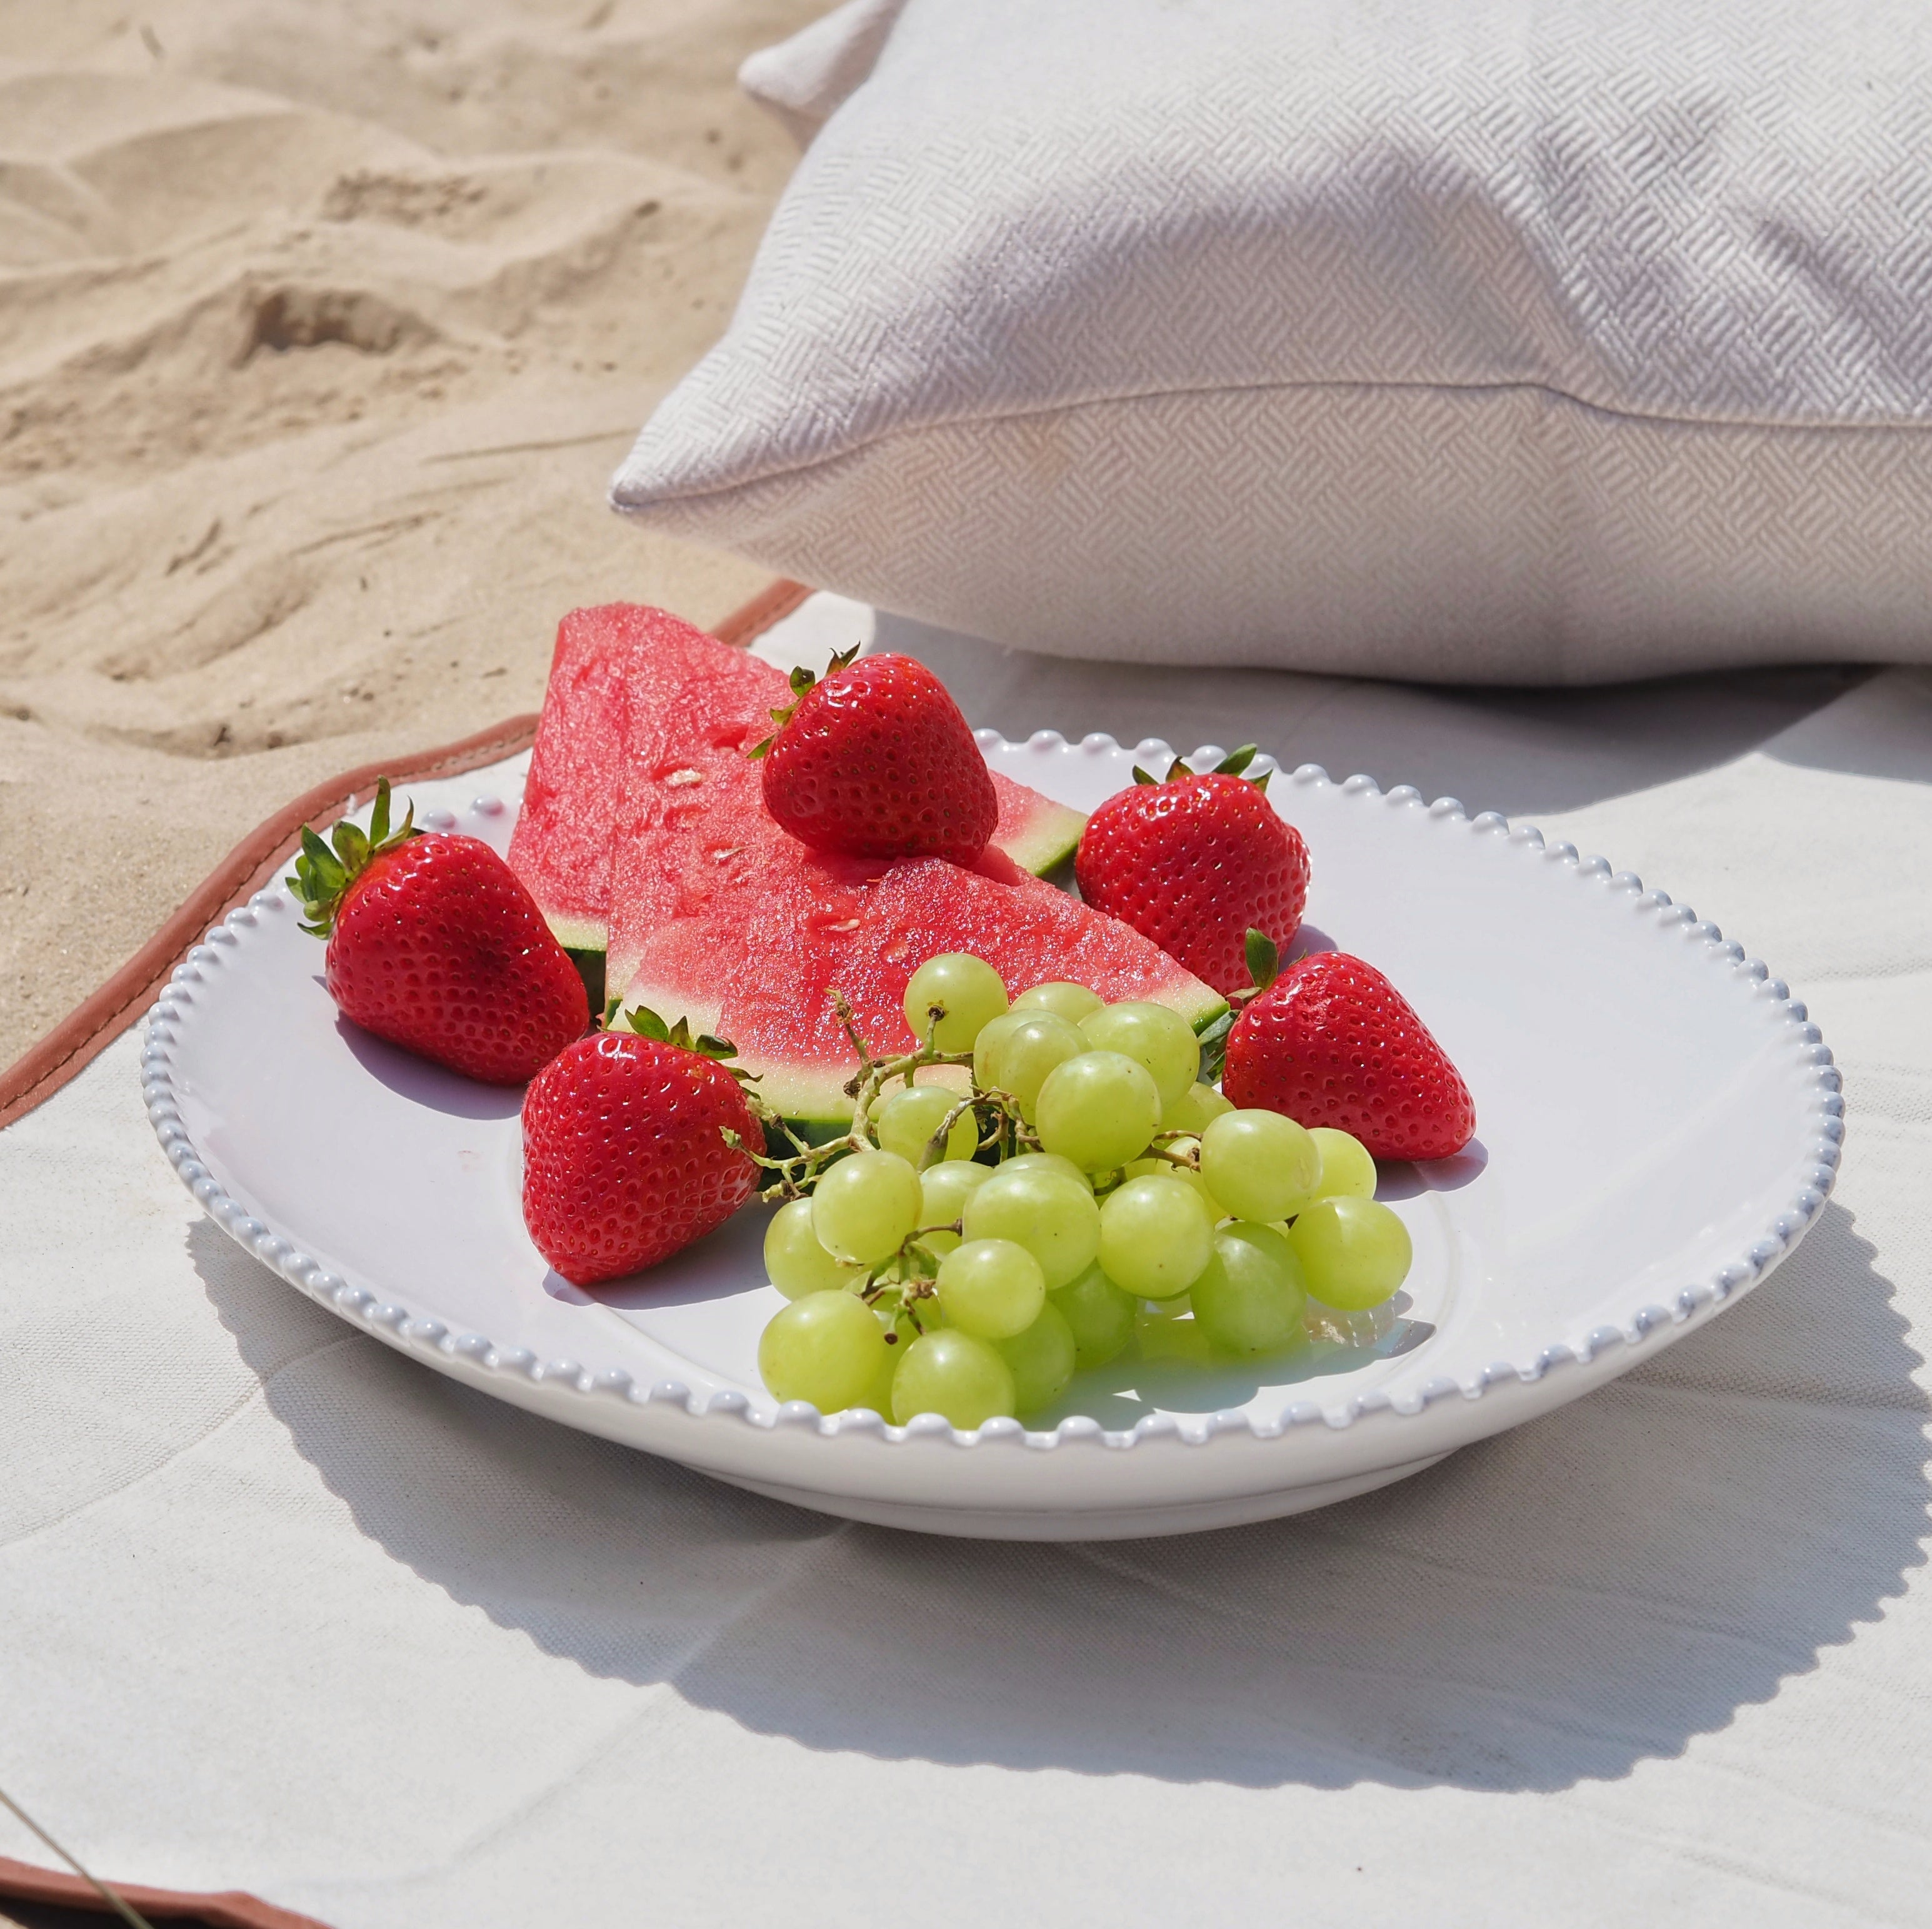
[189,1199,1927,1793]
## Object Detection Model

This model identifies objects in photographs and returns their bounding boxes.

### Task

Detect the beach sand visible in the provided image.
[0,0,819,1070]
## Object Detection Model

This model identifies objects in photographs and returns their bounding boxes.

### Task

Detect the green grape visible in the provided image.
[961,1164,1100,1289]
[1309,1126,1378,1200]
[904,953,1009,1052]
[891,1328,1017,1428]
[983,1011,1084,1120]
[997,1151,1094,1192]
[971,1009,1027,1089]
[1291,1196,1413,1309]
[1048,1262,1138,1368]
[911,1166,973,1259]
[1199,1109,1321,1224]
[1190,1222,1306,1353]
[811,1149,922,1265]
[996,1301,1077,1414]
[764,1196,861,1301]
[1097,1174,1214,1300]
[1125,1139,1229,1220]
[936,1237,1047,1338]
[1164,1080,1235,1137]
[1034,1050,1162,1173]
[856,1337,901,1418]
[1078,1000,1201,1109]
[1134,1304,1212,1365]
[875,1082,978,1166]
[1013,980,1104,1025]
[919,1158,992,1230]
[758,1290,890,1411]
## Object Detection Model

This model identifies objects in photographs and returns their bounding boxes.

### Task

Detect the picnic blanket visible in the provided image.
[3,592,1927,1928]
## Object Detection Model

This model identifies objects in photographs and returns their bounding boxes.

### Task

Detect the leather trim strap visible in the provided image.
[0,712,539,1132]
[710,574,811,645]
[0,1856,331,1929]
[0,580,811,1134]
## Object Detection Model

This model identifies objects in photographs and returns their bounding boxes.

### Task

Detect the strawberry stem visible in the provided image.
[1133,745,1269,790]
[743,644,864,760]
[286,777,418,937]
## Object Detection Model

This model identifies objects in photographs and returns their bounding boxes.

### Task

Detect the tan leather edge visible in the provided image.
[0,579,812,1135]
[711,575,811,646]
[0,712,540,1133]
[0,1854,331,1929]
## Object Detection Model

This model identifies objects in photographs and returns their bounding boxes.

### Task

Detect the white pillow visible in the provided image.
[614,0,1932,683]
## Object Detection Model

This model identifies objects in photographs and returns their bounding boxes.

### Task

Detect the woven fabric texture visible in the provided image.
[616,0,1932,682]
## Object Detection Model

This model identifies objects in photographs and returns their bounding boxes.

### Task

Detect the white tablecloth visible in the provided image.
[4,601,1928,1927]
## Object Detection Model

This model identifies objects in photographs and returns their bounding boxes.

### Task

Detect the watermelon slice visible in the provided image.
[506,604,1084,950]
[614,837,1226,1125]
[602,653,1225,1125]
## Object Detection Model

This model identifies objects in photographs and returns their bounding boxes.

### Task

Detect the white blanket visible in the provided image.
[4,604,1928,1927]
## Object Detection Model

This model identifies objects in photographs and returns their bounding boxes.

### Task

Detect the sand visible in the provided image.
[0,0,823,1070]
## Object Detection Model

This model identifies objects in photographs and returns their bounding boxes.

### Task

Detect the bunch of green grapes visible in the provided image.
[756,952,1416,1429]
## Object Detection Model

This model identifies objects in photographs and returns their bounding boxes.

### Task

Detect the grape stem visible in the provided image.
[736,990,1038,1202]
[1141,1134,1203,1170]
[921,1095,977,1170]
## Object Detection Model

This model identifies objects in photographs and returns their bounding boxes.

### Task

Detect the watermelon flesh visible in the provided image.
[507,604,1084,951]
[599,634,1224,1125]
[616,839,1226,1124]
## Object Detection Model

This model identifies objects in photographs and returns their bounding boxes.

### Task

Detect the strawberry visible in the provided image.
[290,779,588,1085]
[1223,950,1475,1162]
[521,1008,761,1284]
[1074,747,1309,995]
[752,647,997,863]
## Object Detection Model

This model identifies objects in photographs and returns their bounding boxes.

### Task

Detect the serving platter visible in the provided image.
[141,734,1842,1539]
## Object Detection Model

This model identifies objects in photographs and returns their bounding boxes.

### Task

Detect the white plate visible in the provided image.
[142,735,1842,1540]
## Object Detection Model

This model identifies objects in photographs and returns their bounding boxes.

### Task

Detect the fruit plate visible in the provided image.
[143,735,1843,1540]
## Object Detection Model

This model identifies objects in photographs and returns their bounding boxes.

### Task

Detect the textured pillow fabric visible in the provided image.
[615,0,1932,684]
[735,0,906,146]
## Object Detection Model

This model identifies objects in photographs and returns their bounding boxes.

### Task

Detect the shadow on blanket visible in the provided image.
[190,1198,1925,1793]
[873,611,1878,817]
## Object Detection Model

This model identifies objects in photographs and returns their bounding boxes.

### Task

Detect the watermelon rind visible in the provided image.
[739,989,1231,1135]
[994,792,1085,877]
[619,968,1227,1135]
[614,842,1228,1135]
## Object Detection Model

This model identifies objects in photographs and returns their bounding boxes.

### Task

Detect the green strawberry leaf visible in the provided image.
[1214,744,1260,777]
[621,1005,674,1044]
[1194,1007,1235,1085]
[1245,927,1281,991]
[617,1005,754,1078]
[747,647,862,760]
[331,819,369,872]
[286,776,418,938]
